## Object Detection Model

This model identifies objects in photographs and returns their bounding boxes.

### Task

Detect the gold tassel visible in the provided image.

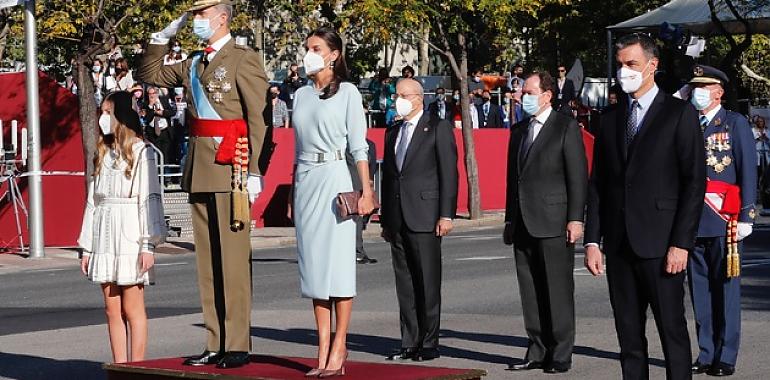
[230,139,247,231]
[239,137,251,229]
[726,219,740,278]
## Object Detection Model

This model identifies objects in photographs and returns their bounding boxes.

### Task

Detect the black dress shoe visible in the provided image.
[386,347,418,360]
[707,362,735,377]
[356,256,378,264]
[543,362,571,374]
[412,347,440,362]
[692,361,711,374]
[507,360,544,371]
[216,351,250,369]
[183,351,223,366]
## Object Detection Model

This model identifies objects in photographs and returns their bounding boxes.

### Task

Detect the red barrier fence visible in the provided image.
[0,71,592,247]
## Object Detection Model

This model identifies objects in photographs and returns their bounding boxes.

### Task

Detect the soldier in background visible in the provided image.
[687,65,756,377]
[137,0,268,369]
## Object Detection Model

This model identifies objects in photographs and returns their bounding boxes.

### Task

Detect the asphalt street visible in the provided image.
[1,224,769,379]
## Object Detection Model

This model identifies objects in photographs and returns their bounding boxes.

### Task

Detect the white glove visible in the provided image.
[247,174,264,203]
[736,222,752,241]
[153,13,189,42]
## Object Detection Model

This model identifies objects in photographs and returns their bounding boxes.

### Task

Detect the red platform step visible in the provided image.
[104,355,486,380]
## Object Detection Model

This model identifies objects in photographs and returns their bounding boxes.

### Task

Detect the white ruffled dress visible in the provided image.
[78,140,166,286]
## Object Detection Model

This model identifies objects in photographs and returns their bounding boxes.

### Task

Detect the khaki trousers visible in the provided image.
[190,192,252,352]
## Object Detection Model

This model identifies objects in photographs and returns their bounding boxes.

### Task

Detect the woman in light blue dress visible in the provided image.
[291,28,376,377]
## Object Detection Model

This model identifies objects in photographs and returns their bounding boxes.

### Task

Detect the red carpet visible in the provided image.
[104,355,485,380]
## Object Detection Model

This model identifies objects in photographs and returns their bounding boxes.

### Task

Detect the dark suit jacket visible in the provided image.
[505,110,588,238]
[381,113,458,233]
[428,99,454,122]
[346,139,377,191]
[553,78,576,111]
[476,102,505,128]
[585,90,706,258]
[142,95,175,131]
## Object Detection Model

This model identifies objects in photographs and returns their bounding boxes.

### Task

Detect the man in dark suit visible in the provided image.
[503,71,588,374]
[142,86,177,164]
[553,65,576,113]
[427,87,454,122]
[584,34,706,380]
[381,78,458,362]
[476,90,505,128]
[347,139,379,264]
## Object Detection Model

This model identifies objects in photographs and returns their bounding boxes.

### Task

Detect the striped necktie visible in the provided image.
[396,121,411,171]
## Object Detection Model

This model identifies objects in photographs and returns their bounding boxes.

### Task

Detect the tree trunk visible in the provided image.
[418,25,429,76]
[449,32,482,219]
[76,58,98,187]
[0,22,10,64]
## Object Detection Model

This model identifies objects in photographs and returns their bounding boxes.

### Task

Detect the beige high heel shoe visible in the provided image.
[318,351,348,378]
[305,368,323,377]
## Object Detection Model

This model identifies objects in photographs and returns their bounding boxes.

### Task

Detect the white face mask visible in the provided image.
[303,51,328,75]
[99,113,113,135]
[617,60,652,94]
[395,97,413,117]
[690,87,713,111]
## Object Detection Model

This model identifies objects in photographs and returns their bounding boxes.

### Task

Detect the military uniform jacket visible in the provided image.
[698,107,757,237]
[137,37,268,193]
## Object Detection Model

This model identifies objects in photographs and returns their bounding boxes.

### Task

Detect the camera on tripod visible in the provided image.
[659,22,706,58]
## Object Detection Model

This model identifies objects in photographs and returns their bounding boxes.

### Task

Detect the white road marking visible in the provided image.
[742,258,770,268]
[456,256,511,261]
[154,262,188,267]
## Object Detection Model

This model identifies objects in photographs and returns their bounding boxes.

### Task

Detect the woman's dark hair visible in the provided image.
[306,27,349,99]
[106,91,142,137]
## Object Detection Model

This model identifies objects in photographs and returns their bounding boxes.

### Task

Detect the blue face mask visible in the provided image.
[690,87,712,111]
[193,18,216,41]
[522,94,542,116]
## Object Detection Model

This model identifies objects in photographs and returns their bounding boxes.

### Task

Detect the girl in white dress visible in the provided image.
[78,91,166,363]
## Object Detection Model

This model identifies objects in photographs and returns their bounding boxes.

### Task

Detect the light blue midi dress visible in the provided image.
[291,82,369,300]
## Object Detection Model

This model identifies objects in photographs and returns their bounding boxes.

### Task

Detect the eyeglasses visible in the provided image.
[558,69,566,72]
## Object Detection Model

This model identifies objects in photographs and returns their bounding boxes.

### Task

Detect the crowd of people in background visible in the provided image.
[64,42,192,181]
[62,41,770,206]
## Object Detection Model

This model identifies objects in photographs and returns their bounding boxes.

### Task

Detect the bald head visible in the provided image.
[396,78,424,98]
[395,78,424,120]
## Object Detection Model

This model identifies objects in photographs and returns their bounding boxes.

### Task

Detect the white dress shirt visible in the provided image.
[628,85,659,130]
[394,110,424,156]
[204,34,231,61]
[701,104,722,125]
[530,105,553,142]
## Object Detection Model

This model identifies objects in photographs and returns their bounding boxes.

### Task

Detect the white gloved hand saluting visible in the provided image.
[247,175,264,204]
[152,13,189,43]
[736,222,752,241]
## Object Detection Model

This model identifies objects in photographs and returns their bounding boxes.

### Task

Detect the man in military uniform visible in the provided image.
[137,0,268,369]
[687,65,756,377]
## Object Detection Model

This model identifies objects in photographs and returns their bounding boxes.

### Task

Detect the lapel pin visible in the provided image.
[423,127,428,131]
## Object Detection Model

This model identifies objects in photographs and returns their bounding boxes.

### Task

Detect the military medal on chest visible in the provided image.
[704,119,733,174]
[206,65,233,104]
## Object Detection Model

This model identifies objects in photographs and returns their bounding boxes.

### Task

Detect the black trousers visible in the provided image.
[606,240,692,380]
[513,219,575,365]
[389,223,442,349]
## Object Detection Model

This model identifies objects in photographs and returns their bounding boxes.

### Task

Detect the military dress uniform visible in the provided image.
[137,1,268,357]
[688,65,757,375]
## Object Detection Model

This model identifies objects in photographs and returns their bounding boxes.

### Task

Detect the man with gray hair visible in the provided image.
[138,0,269,369]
